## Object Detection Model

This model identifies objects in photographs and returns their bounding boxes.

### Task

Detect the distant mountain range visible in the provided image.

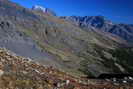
[31,5,133,44]
[61,16,133,44]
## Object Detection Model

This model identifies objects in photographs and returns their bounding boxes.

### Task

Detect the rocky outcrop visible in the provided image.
[32,5,56,16]
[0,48,133,89]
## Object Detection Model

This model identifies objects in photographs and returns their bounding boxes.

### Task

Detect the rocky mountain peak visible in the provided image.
[32,5,56,16]
[61,16,113,28]
[62,16,133,43]
[32,5,47,13]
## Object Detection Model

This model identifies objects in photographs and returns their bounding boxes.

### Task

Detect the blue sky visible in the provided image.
[10,0,133,24]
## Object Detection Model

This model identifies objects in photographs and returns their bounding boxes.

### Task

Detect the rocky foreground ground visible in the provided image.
[0,48,133,89]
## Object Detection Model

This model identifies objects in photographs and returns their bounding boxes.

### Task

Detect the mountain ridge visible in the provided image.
[61,16,133,44]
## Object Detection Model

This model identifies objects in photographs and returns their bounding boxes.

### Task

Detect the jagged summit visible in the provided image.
[32,5,47,13]
[62,16,133,43]
[32,5,56,16]
[61,16,113,28]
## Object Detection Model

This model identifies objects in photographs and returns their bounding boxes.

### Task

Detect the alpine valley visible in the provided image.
[0,0,133,88]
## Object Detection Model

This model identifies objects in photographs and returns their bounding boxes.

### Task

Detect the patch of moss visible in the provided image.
[23,29,34,37]
[35,40,75,62]
[112,47,133,73]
